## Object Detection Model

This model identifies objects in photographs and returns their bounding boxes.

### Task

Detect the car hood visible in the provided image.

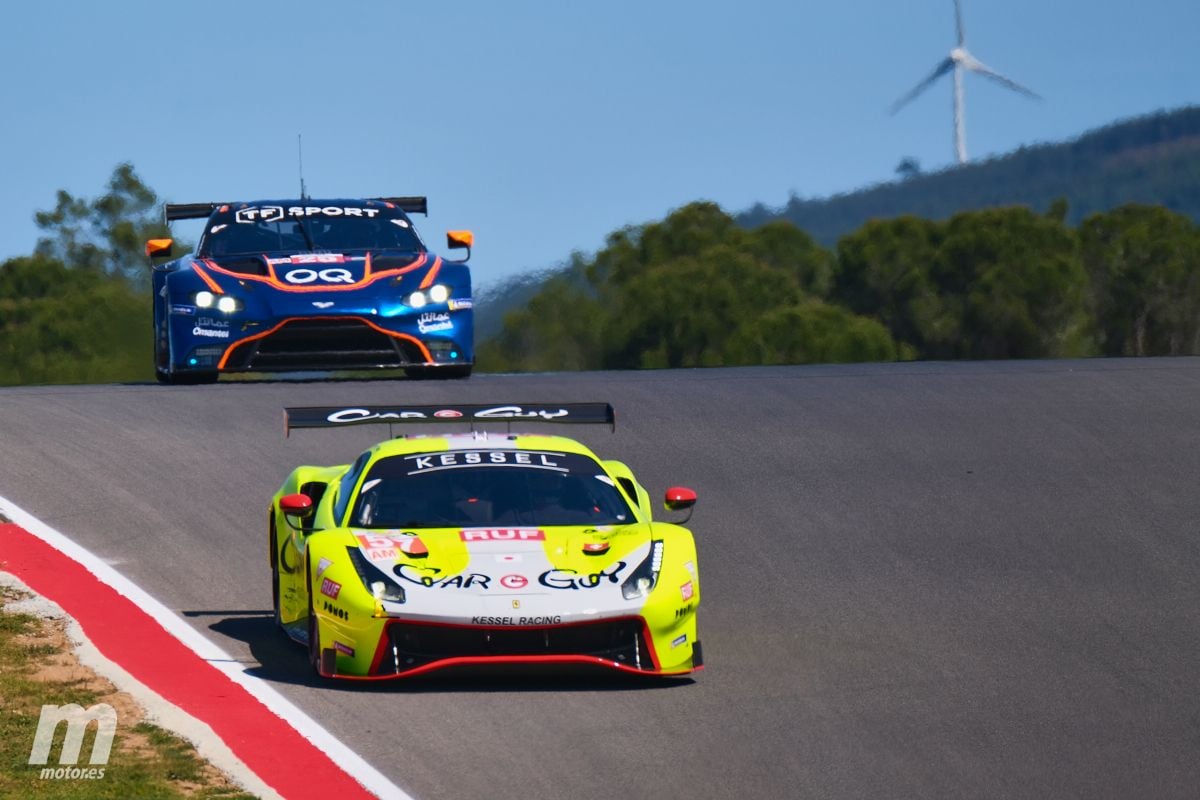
[196,249,431,289]
[350,523,657,623]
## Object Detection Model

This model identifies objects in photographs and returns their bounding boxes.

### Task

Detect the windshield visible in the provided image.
[199,202,424,257]
[350,450,636,528]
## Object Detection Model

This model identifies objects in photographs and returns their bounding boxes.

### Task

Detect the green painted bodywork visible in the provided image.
[269,433,701,678]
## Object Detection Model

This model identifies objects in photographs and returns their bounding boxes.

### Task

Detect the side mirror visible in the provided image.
[664,487,697,511]
[446,230,473,262]
[280,493,314,520]
[145,238,174,259]
[664,487,697,523]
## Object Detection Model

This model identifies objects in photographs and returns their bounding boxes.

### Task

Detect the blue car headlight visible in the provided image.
[194,291,242,313]
[406,284,452,308]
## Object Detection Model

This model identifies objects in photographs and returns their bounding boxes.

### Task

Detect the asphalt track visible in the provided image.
[1,359,1198,800]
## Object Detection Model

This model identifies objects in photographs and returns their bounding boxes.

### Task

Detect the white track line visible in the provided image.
[0,493,413,800]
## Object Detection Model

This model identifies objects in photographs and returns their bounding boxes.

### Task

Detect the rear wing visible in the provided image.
[372,196,428,215]
[284,403,615,437]
[165,203,223,221]
[165,196,428,222]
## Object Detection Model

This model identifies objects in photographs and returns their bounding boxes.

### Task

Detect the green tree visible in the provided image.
[834,216,944,354]
[727,300,900,365]
[605,245,805,369]
[33,162,171,283]
[1080,204,1200,355]
[482,202,897,371]
[835,208,1093,360]
[481,195,1200,373]
[0,255,150,386]
[588,202,743,291]
[940,207,1093,359]
[476,267,604,372]
[745,220,834,298]
[0,163,177,386]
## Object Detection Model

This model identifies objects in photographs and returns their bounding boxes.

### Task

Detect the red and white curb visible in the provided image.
[0,494,413,800]
[0,572,284,799]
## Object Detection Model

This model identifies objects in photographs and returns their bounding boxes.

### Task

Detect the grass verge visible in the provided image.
[0,583,256,799]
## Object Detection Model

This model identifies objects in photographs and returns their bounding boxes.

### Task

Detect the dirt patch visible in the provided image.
[1,584,254,798]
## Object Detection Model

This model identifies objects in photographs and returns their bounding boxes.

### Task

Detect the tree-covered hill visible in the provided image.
[739,106,1200,246]
[481,200,1200,372]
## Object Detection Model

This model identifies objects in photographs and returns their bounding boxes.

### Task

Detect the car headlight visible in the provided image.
[346,547,406,603]
[621,540,664,601]
[194,291,241,313]
[406,284,451,308]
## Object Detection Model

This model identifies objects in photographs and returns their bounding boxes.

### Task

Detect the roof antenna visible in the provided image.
[297,134,309,200]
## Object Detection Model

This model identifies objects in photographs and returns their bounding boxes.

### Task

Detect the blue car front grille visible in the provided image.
[224,319,423,371]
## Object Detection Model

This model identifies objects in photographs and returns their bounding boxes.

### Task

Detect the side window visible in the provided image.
[616,477,639,507]
[298,481,328,533]
[332,452,372,526]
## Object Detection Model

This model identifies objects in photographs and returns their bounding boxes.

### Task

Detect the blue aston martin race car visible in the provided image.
[145,197,474,384]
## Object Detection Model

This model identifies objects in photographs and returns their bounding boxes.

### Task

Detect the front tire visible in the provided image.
[270,523,284,632]
[306,555,319,673]
[306,556,335,677]
[154,307,174,384]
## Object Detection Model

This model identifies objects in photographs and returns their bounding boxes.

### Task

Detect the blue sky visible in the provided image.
[1,1,1196,289]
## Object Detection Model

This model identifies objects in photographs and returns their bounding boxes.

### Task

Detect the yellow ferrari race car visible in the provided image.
[269,403,702,679]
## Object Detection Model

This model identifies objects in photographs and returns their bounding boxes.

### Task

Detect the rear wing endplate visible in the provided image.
[284,403,615,437]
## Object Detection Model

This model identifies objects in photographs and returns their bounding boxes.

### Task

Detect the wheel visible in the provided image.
[154,294,173,383]
[405,365,473,380]
[305,556,335,677]
[307,599,320,674]
[306,556,321,674]
[270,524,284,631]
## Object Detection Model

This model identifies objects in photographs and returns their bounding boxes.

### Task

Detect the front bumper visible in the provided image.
[168,310,473,373]
[315,615,702,680]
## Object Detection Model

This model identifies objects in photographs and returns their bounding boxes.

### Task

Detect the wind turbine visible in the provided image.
[889,0,1040,165]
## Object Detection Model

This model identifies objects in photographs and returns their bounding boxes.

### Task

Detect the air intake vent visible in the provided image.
[380,618,651,675]
[224,319,423,371]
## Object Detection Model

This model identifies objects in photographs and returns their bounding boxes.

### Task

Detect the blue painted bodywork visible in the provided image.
[151,198,474,383]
